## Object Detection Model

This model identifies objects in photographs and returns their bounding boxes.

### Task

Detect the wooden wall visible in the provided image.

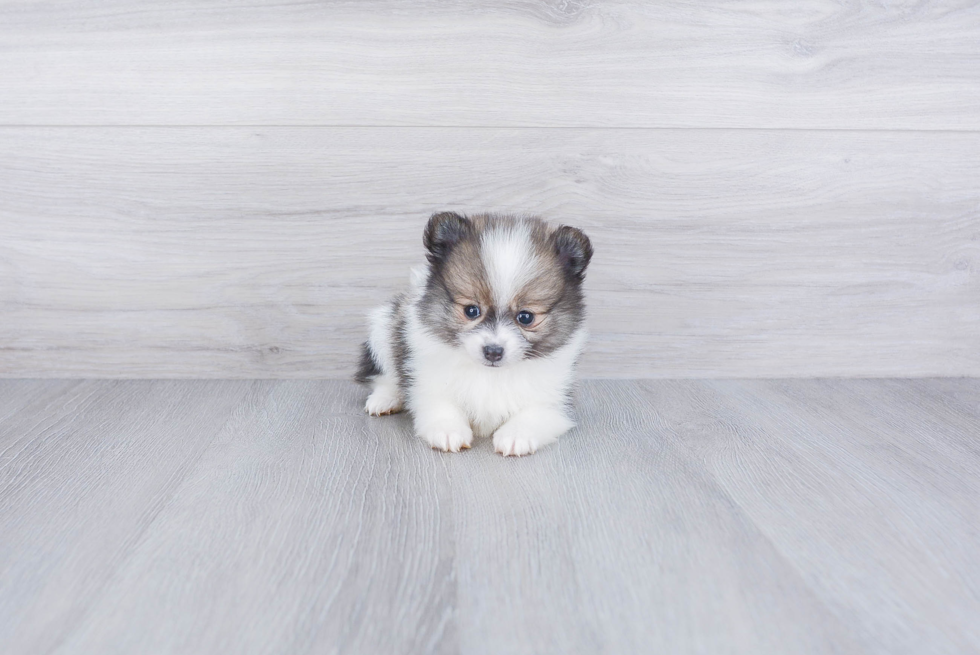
[1,1,978,378]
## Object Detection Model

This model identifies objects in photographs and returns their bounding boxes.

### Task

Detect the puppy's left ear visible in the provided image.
[423,211,470,264]
[552,225,593,282]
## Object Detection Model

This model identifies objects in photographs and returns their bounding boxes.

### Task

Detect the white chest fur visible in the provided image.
[405,307,585,437]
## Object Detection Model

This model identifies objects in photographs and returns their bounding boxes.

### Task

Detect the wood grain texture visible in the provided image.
[1,1,979,128]
[0,379,977,654]
[639,378,980,653]
[2,127,978,378]
[0,380,257,654]
[49,381,458,655]
[447,381,866,654]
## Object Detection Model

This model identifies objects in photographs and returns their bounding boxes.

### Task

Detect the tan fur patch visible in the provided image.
[420,212,590,357]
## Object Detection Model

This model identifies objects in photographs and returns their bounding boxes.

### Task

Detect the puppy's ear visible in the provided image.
[552,225,593,282]
[423,212,470,264]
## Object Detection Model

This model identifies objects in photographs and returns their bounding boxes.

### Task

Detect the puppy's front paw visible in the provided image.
[365,388,403,416]
[419,424,473,453]
[493,426,546,457]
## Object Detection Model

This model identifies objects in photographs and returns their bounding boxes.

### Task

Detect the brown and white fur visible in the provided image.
[356,212,593,456]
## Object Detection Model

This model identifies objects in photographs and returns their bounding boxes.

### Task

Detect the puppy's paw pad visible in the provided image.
[421,427,473,453]
[365,390,403,416]
[493,432,539,457]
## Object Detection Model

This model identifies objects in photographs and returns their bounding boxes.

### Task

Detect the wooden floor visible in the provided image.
[1,379,978,654]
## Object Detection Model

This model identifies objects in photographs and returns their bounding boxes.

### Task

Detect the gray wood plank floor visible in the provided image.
[1,380,977,654]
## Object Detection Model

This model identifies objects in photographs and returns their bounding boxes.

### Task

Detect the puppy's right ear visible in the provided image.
[423,212,470,264]
[552,225,593,282]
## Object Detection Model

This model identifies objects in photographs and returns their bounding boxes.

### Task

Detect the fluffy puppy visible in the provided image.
[356,212,593,456]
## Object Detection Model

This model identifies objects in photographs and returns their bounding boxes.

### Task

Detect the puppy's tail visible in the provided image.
[355,342,381,384]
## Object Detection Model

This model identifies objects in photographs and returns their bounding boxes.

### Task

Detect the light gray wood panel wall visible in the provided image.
[2,1,979,377]
[1,127,978,378]
[1,1,979,128]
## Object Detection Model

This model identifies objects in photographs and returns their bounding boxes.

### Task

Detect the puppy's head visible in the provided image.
[419,212,592,367]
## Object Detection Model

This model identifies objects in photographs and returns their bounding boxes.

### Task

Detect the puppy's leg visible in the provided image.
[362,301,405,416]
[365,374,404,416]
[493,405,574,457]
[412,400,473,453]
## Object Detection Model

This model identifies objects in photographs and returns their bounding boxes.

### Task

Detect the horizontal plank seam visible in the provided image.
[3,376,980,382]
[2,125,980,134]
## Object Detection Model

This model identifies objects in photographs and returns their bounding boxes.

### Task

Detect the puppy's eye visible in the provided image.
[516,310,534,326]
[464,305,481,319]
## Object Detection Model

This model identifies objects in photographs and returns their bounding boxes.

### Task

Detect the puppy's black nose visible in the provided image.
[483,345,504,363]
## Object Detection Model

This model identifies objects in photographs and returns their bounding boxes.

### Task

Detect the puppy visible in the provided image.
[356,212,593,456]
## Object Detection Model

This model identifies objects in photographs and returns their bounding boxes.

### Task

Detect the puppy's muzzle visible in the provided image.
[483,345,504,364]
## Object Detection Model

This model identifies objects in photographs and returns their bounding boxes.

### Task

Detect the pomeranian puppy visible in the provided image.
[356,212,593,456]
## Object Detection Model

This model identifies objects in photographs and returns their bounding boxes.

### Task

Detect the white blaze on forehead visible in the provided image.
[480,223,539,308]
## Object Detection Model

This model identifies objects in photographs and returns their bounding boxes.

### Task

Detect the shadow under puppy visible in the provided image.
[357,212,593,456]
